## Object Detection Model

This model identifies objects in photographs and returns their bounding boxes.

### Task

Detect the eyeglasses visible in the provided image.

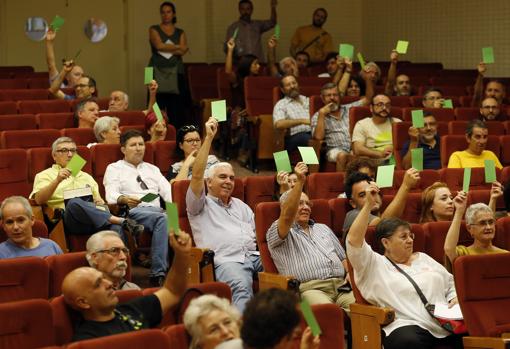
[183,138,201,144]
[372,102,391,109]
[55,148,77,154]
[96,247,129,256]
[470,219,495,227]
[136,175,148,190]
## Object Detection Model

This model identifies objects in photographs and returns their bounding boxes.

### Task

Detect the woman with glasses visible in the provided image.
[166,125,219,182]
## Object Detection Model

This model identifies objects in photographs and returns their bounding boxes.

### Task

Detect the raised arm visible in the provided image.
[48,60,74,99]
[384,50,398,96]
[401,127,419,170]
[277,163,307,238]
[144,80,158,115]
[190,118,218,197]
[332,56,345,85]
[347,182,380,248]
[471,62,486,107]
[45,29,59,81]
[225,38,238,84]
[337,58,352,97]
[267,35,279,78]
[359,67,375,106]
[488,181,503,212]
[444,192,467,264]
[380,168,420,219]
[172,151,198,183]
[274,118,310,130]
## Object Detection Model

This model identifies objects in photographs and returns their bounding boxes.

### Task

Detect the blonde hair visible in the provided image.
[419,182,449,223]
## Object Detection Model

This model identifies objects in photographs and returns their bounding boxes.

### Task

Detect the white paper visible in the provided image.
[433,303,463,320]
[158,39,174,59]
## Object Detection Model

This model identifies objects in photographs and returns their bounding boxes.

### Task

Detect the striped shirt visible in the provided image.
[273,95,312,136]
[266,220,346,282]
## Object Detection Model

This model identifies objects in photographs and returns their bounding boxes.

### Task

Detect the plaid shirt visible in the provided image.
[273,95,312,136]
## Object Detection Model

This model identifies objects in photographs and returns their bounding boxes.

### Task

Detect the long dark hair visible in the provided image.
[237,54,259,80]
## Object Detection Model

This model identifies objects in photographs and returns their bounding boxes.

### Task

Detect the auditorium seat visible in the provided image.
[66,329,170,349]
[187,64,219,103]
[165,324,190,349]
[389,95,412,107]
[440,167,498,192]
[0,148,31,200]
[328,197,352,238]
[0,101,17,114]
[0,88,50,101]
[494,216,510,252]
[216,67,233,105]
[36,112,75,129]
[152,140,179,175]
[409,95,460,108]
[0,113,36,131]
[99,111,145,126]
[402,107,455,122]
[0,256,49,302]
[0,129,61,149]
[448,120,503,135]
[61,128,96,146]
[171,180,193,237]
[0,78,28,89]
[307,172,344,199]
[499,135,510,166]
[244,76,279,116]
[0,299,55,348]
[69,98,109,111]
[243,175,276,211]
[418,85,468,96]
[0,66,34,75]
[18,99,71,114]
[454,107,479,121]
[349,106,403,135]
[28,77,50,89]
[423,220,472,263]
[440,135,500,168]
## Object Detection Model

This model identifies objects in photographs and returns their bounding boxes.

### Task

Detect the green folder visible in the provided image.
[376,165,395,188]
[153,102,164,122]
[300,299,322,336]
[165,202,180,236]
[443,99,453,109]
[298,147,319,165]
[396,40,409,54]
[484,160,496,183]
[411,110,424,128]
[411,148,423,171]
[140,193,159,202]
[232,27,239,40]
[357,52,366,69]
[50,15,65,32]
[273,150,292,173]
[66,153,86,177]
[274,24,280,39]
[144,67,153,85]
[211,100,227,122]
[463,168,471,192]
[482,47,494,64]
[339,44,354,60]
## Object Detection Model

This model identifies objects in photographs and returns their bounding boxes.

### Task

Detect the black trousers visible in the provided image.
[383,325,464,349]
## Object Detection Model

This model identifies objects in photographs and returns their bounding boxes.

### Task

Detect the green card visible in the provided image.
[66,153,86,177]
[411,148,423,171]
[300,299,322,336]
[339,44,354,60]
[273,150,292,173]
[211,100,227,122]
[443,99,453,109]
[357,52,366,69]
[144,67,153,84]
[411,110,424,128]
[165,202,180,235]
[140,193,159,202]
[298,146,319,165]
[232,27,239,40]
[274,24,280,39]
[484,160,497,183]
[396,40,409,54]
[153,102,164,122]
[463,168,471,193]
[482,47,494,64]
[50,15,65,32]
[376,165,395,188]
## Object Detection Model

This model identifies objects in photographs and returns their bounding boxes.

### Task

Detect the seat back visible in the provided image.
[0,113,36,131]
[307,172,344,199]
[244,76,279,116]
[0,256,49,302]
[1,129,61,149]
[0,148,30,200]
[165,324,190,349]
[28,146,92,183]
[66,329,170,349]
[423,221,472,264]
[61,128,97,146]
[243,176,276,211]
[152,140,178,176]
[448,120,503,135]
[187,64,219,102]
[402,107,455,122]
[0,89,50,101]
[0,101,18,114]
[499,135,510,166]
[439,167,496,192]
[99,111,146,126]
[299,303,345,349]
[0,219,48,243]
[440,135,500,168]
[18,99,71,114]
[46,251,88,297]
[454,107,480,121]
[36,112,75,129]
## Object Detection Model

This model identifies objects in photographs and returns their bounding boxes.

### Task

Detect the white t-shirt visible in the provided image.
[352,117,401,153]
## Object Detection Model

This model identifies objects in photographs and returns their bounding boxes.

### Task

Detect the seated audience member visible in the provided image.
[340,73,366,98]
[187,118,262,311]
[31,137,142,239]
[347,194,462,349]
[45,28,84,88]
[267,36,299,78]
[317,52,340,78]
[352,94,401,163]
[225,38,261,102]
[479,97,506,121]
[145,110,168,143]
[471,62,507,107]
[338,157,379,198]
[85,230,140,290]
[444,201,508,270]
[108,91,129,112]
[63,230,191,341]
[311,80,373,171]
[216,288,320,349]
[295,51,310,68]
[360,61,382,84]
[401,113,441,170]
[419,182,461,223]
[74,98,99,128]
[49,61,96,100]
[273,75,312,153]
[267,162,355,312]
[183,295,241,349]
[275,171,298,200]
[0,196,62,259]
[88,116,121,148]
[104,129,172,286]
[421,88,444,108]
[343,169,419,235]
[447,119,502,169]
[166,125,219,182]
[384,50,412,96]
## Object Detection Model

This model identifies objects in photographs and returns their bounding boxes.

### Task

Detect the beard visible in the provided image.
[287,88,300,99]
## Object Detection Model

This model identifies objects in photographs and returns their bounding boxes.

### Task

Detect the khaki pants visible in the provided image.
[299,278,355,314]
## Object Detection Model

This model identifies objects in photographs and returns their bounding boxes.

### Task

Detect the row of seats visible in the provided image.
[0,88,98,102]
[0,98,110,114]
[0,78,51,89]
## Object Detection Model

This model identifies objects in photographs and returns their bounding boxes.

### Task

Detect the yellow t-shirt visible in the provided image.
[445,244,508,272]
[447,150,503,169]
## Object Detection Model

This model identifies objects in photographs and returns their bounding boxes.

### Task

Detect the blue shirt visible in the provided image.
[401,135,441,170]
[0,238,63,259]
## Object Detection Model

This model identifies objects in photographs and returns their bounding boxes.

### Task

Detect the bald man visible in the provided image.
[62,230,190,342]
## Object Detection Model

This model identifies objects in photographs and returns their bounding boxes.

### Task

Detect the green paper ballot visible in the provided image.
[484,160,497,183]
[411,110,424,128]
[273,150,292,173]
[357,52,366,69]
[482,47,494,64]
[376,165,395,188]
[211,100,227,122]
[274,24,280,39]
[298,147,319,165]
[144,67,154,84]
[140,193,159,202]
[463,168,472,193]
[66,153,86,177]
[153,102,164,122]
[443,99,453,109]
[232,27,239,40]
[165,202,180,235]
[50,15,65,32]
[396,40,409,54]
[300,299,322,336]
[411,148,423,171]
[339,44,354,60]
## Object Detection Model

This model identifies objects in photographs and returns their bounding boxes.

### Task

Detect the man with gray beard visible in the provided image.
[86,230,140,290]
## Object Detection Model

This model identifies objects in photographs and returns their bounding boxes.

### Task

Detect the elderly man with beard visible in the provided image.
[273,75,312,152]
[86,231,140,290]
[401,112,441,170]
[311,81,373,171]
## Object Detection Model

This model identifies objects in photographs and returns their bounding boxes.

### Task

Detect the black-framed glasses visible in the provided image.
[136,175,148,190]
[96,247,129,256]
[55,148,77,154]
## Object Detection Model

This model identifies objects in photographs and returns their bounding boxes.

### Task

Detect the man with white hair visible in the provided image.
[187,117,262,311]
[86,230,140,290]
[108,91,129,112]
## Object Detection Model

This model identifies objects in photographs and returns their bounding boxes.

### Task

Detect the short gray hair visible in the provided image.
[0,196,33,220]
[208,162,234,178]
[320,82,337,95]
[51,136,75,155]
[93,116,120,142]
[365,62,381,78]
[278,56,297,72]
[85,230,123,266]
[465,203,493,225]
[183,295,241,349]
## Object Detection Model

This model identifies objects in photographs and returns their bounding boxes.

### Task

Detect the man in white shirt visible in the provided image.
[104,129,172,286]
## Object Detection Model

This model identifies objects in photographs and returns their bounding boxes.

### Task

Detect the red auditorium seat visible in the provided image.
[0,101,17,114]
[0,78,28,89]
[459,95,474,107]
[187,64,219,102]
[0,148,31,200]
[99,111,145,126]
[389,95,412,107]
[0,129,61,149]
[418,85,468,96]
[0,299,55,348]
[0,256,49,302]
[165,324,190,349]
[440,135,500,167]
[152,140,179,175]
[402,107,455,122]
[409,95,460,108]
[67,329,170,349]
[18,99,71,114]
[69,98,109,111]
[28,77,50,89]
[0,88,50,101]
[440,167,498,192]
[120,124,176,141]
[307,172,344,199]
[309,95,323,115]
[454,107,479,121]
[244,76,279,116]
[448,120,503,135]
[499,135,510,166]
[0,66,34,75]
[243,176,276,211]
[328,197,352,238]
[349,106,403,135]
[36,112,75,129]
[61,128,96,146]
[216,68,233,105]
[272,86,322,107]
[0,113,36,131]
[494,217,510,252]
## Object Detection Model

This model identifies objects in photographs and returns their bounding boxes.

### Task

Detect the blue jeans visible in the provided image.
[128,206,169,278]
[215,254,263,312]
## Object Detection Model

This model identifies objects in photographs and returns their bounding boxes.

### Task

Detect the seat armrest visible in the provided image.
[188,247,215,284]
[463,336,510,349]
[258,272,300,292]
[350,303,395,325]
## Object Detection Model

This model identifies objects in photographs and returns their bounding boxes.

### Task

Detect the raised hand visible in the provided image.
[477,62,487,76]
[408,126,419,142]
[364,182,380,210]
[294,162,308,182]
[267,35,277,49]
[490,181,503,200]
[46,28,56,41]
[56,168,72,183]
[453,190,467,213]
[227,38,236,50]
[403,167,420,189]
[169,230,192,254]
[205,117,218,138]
[390,49,399,63]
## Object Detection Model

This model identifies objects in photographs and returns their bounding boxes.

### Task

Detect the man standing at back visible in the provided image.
[187,118,262,312]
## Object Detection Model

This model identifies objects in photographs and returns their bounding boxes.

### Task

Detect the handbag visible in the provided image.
[386,257,468,335]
